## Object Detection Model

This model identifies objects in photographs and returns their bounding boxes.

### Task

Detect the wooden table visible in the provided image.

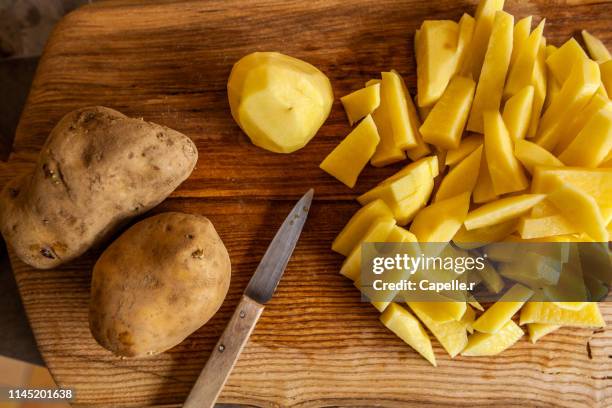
[3,0,612,406]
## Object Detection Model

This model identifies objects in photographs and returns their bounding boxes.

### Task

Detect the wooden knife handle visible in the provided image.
[183,295,264,408]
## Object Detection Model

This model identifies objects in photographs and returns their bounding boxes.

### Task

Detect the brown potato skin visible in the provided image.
[89,212,231,357]
[0,106,198,269]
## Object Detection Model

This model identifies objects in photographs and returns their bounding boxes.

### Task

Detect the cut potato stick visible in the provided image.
[409,303,469,358]
[528,323,560,343]
[467,11,514,133]
[483,110,529,195]
[332,199,394,256]
[465,194,546,230]
[453,219,517,248]
[421,76,476,150]
[509,16,533,71]
[554,93,611,155]
[381,71,419,149]
[546,38,589,84]
[518,214,579,239]
[472,284,533,333]
[340,216,396,280]
[535,58,600,151]
[445,134,483,166]
[514,139,563,174]
[341,83,381,125]
[502,85,534,140]
[410,192,471,242]
[435,146,482,201]
[558,108,612,168]
[380,303,437,366]
[416,20,459,107]
[547,181,608,242]
[461,0,506,80]
[462,320,523,356]
[526,38,548,138]
[581,30,611,63]
[320,115,380,188]
[520,302,605,327]
[473,151,499,203]
[504,20,545,98]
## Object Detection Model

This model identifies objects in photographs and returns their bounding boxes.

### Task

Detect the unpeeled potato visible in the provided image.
[89,212,231,357]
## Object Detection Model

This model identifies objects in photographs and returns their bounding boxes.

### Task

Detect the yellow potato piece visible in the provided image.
[528,323,559,343]
[532,166,612,224]
[558,108,612,168]
[332,199,394,256]
[359,157,435,207]
[554,93,611,155]
[460,0,506,80]
[416,20,459,107]
[602,60,612,96]
[340,83,381,125]
[445,134,483,166]
[472,284,534,333]
[462,320,524,356]
[535,57,601,151]
[546,38,589,84]
[232,52,333,153]
[368,79,407,167]
[530,199,558,218]
[467,11,514,133]
[387,179,434,226]
[387,225,418,243]
[476,259,505,294]
[381,155,439,185]
[520,302,605,327]
[526,38,548,138]
[380,303,437,366]
[484,110,529,195]
[409,303,468,358]
[502,85,534,140]
[509,16,533,70]
[453,219,517,249]
[553,302,588,311]
[462,305,477,334]
[547,181,608,242]
[420,76,476,150]
[581,30,611,63]
[518,214,579,239]
[392,70,432,161]
[382,71,420,150]
[340,216,396,281]
[435,146,482,201]
[407,301,467,324]
[410,192,471,242]
[473,152,499,203]
[543,45,560,112]
[358,175,422,208]
[504,20,545,99]
[453,14,476,75]
[465,194,546,230]
[514,139,563,174]
[500,251,564,289]
[320,115,380,188]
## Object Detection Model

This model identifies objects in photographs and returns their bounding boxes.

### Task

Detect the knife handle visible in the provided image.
[183,295,264,408]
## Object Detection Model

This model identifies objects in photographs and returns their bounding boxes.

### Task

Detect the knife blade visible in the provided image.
[244,188,313,304]
[183,189,314,408]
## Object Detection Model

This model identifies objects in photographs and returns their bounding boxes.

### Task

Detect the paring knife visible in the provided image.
[183,189,314,408]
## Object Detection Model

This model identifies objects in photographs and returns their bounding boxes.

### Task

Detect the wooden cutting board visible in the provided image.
[3,0,612,406]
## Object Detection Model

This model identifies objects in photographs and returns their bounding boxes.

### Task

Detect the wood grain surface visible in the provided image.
[3,0,612,406]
